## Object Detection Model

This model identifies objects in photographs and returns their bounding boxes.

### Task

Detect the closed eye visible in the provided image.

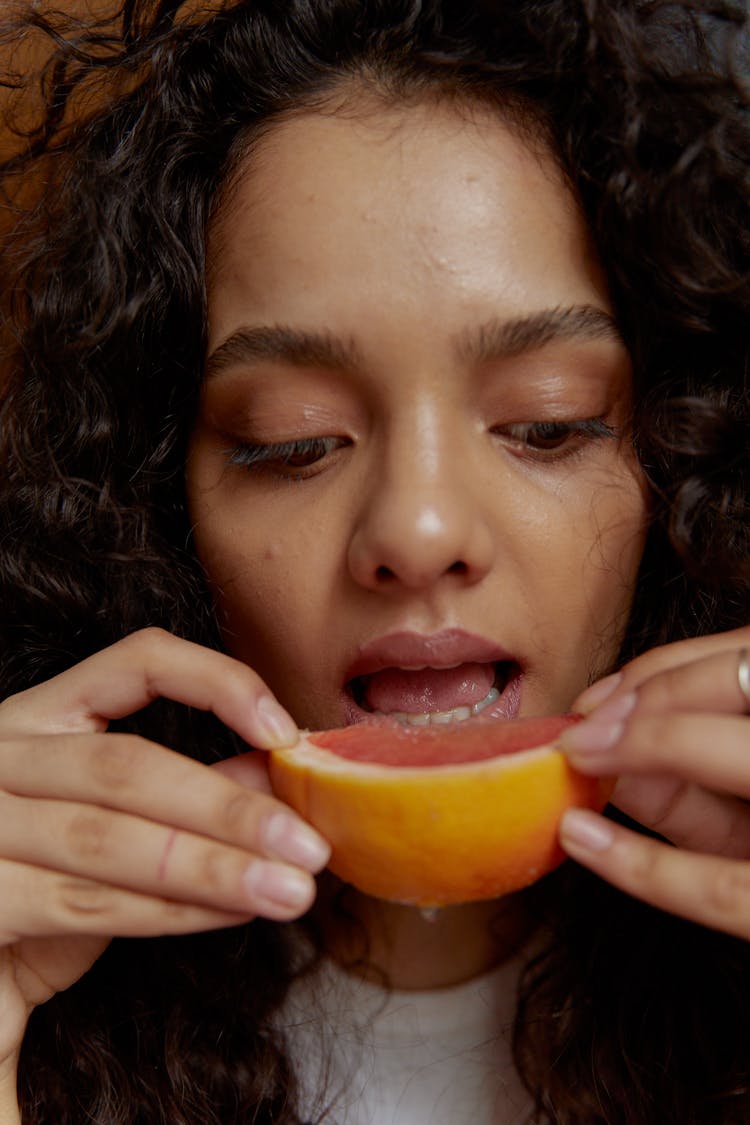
[227,436,349,479]
[491,418,616,458]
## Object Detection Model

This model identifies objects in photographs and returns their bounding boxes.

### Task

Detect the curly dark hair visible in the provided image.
[1,0,749,1121]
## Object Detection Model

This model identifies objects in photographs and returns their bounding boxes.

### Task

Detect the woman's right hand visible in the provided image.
[0,628,331,1083]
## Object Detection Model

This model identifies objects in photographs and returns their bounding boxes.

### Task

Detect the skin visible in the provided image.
[189,101,646,728]
[1,91,749,1118]
[560,630,750,930]
[186,98,648,982]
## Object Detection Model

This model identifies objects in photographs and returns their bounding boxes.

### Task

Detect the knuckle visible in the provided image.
[230,660,263,692]
[217,788,261,838]
[633,713,675,760]
[706,863,750,920]
[123,626,172,654]
[55,876,116,921]
[0,690,41,733]
[619,642,672,687]
[639,666,684,713]
[158,897,208,925]
[197,843,236,892]
[640,780,687,833]
[65,809,112,861]
[624,837,663,887]
[216,662,266,714]
[0,693,21,723]
[89,734,145,792]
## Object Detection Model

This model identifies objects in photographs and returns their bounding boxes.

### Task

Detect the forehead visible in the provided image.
[205,98,608,344]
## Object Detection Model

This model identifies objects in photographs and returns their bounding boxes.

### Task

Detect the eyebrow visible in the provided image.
[204,304,623,379]
[205,326,362,380]
[456,305,623,363]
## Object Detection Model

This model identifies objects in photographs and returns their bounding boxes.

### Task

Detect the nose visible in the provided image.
[347,431,494,593]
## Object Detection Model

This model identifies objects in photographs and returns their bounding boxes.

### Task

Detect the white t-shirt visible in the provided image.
[275,950,533,1125]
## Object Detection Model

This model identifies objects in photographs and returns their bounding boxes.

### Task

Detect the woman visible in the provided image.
[0,1,748,1121]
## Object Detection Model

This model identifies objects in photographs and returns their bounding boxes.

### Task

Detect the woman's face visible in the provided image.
[187,98,648,731]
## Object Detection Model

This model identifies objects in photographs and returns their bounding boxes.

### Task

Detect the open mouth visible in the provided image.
[347,660,519,726]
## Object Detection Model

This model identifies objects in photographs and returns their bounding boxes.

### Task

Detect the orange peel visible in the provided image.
[269,714,609,907]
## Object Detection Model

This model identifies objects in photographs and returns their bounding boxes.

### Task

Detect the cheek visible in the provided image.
[565,463,649,628]
[518,467,647,701]
[187,458,293,603]
[188,495,333,666]
[196,516,299,615]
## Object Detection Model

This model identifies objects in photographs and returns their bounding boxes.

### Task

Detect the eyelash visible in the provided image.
[492,418,616,459]
[226,418,616,479]
[227,436,347,479]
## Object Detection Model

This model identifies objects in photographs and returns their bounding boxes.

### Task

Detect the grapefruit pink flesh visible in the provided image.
[308,713,577,765]
[269,714,609,907]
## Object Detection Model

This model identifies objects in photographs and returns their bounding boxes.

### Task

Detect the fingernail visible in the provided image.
[560,692,637,755]
[244,860,313,910]
[256,695,298,747]
[561,720,624,755]
[575,673,622,714]
[560,808,614,853]
[263,812,331,871]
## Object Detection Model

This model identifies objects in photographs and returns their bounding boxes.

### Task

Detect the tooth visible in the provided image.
[370,684,500,726]
[472,686,499,715]
[437,705,471,723]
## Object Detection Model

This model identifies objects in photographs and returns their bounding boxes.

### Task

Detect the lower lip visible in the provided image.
[342,667,523,726]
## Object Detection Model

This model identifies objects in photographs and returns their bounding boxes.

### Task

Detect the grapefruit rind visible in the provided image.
[269,732,608,907]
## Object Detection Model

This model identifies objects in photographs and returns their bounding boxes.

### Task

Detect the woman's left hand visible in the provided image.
[557,626,750,939]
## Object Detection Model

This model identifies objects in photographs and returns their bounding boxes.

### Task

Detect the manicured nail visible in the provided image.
[263,812,331,871]
[575,673,622,714]
[560,692,637,755]
[256,695,298,747]
[244,859,313,910]
[560,808,614,853]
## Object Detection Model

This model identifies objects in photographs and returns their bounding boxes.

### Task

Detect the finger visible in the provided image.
[611,774,750,857]
[559,809,750,941]
[574,626,750,713]
[0,733,328,870]
[211,750,273,795]
[0,857,257,939]
[621,649,748,717]
[0,788,323,918]
[561,710,750,799]
[0,627,297,750]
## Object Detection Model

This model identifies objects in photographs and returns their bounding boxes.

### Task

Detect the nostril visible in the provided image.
[375,559,467,583]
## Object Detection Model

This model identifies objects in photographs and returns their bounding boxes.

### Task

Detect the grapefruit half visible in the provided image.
[269,715,609,907]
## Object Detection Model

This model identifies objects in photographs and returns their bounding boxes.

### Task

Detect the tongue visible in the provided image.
[363,662,495,714]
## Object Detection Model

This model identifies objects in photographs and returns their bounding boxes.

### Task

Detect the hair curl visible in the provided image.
[1,1,749,1121]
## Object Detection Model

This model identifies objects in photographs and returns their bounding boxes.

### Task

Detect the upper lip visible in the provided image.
[344,629,516,682]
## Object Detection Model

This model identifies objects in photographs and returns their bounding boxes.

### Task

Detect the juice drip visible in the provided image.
[418,906,441,922]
